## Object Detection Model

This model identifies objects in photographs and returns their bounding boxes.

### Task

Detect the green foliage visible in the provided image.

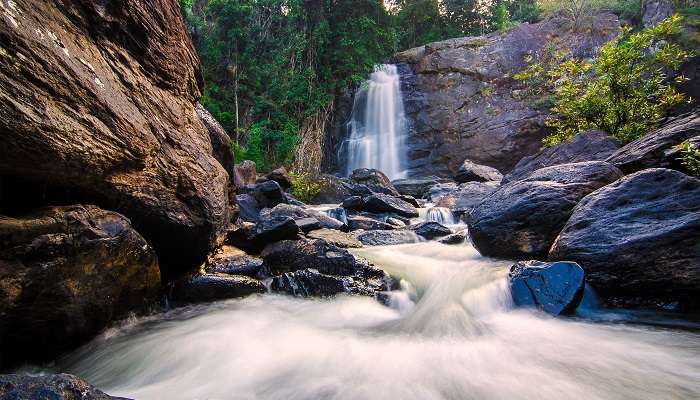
[536,15,691,145]
[289,172,322,203]
[680,140,700,177]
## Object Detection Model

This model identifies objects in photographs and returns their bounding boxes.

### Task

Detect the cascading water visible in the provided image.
[426,206,455,225]
[36,238,700,400]
[340,64,407,180]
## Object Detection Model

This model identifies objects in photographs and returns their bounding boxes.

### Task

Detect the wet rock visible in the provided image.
[271,267,393,298]
[606,112,700,175]
[206,246,263,277]
[307,229,363,248]
[249,214,300,244]
[406,221,453,240]
[262,238,371,277]
[392,177,454,198]
[468,162,624,259]
[0,0,230,275]
[253,180,287,209]
[441,182,499,217]
[347,215,397,231]
[455,160,503,183]
[438,230,468,245]
[233,160,259,190]
[355,230,420,246]
[363,194,419,218]
[504,130,620,184]
[266,167,292,189]
[0,374,127,400]
[509,260,585,316]
[549,168,700,309]
[236,194,261,222]
[171,273,265,303]
[326,207,349,225]
[0,205,160,368]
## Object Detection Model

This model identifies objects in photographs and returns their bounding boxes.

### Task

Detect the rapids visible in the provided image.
[37,242,700,400]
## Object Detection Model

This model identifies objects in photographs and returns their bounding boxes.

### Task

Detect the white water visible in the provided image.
[426,206,455,225]
[44,242,700,400]
[341,64,407,180]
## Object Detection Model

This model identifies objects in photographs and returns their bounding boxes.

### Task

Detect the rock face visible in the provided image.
[0,374,128,400]
[606,112,700,175]
[0,0,230,275]
[454,160,503,183]
[387,14,619,176]
[468,162,623,259]
[0,205,161,367]
[504,130,620,184]
[509,261,585,316]
[549,169,700,309]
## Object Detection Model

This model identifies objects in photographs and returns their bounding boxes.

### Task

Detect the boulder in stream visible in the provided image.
[509,260,585,316]
[355,230,420,246]
[363,193,419,218]
[406,221,453,240]
[171,273,265,303]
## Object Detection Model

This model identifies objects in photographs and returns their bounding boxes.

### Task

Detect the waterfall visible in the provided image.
[341,64,407,180]
[426,207,455,225]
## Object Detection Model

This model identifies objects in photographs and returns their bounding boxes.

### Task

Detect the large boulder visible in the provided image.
[0,0,230,275]
[390,14,619,176]
[503,130,620,184]
[468,162,623,259]
[0,374,127,400]
[606,112,700,174]
[0,205,161,368]
[454,160,503,183]
[549,168,700,309]
[509,260,585,316]
[252,180,287,209]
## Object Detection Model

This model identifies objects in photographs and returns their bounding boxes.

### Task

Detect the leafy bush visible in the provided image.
[680,140,700,177]
[538,15,690,145]
[289,172,322,204]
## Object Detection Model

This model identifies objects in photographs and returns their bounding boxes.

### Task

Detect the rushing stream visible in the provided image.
[340,64,408,179]
[36,229,700,399]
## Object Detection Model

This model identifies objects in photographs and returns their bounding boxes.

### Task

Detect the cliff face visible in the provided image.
[373,14,619,177]
[0,0,230,275]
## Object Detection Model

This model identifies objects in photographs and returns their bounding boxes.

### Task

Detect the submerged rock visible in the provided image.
[406,221,453,240]
[0,205,161,368]
[549,168,700,309]
[503,130,620,184]
[0,374,128,400]
[468,162,623,259]
[509,260,585,316]
[455,160,503,183]
[355,230,420,246]
[171,273,265,303]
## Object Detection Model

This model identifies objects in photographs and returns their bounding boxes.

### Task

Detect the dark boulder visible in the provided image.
[249,214,300,244]
[549,168,700,309]
[392,177,453,198]
[262,238,367,276]
[0,0,230,275]
[206,245,263,277]
[307,229,363,248]
[266,167,292,189]
[606,112,700,175]
[355,230,420,246]
[252,180,287,209]
[236,193,261,222]
[347,215,397,231]
[455,160,503,183]
[0,374,128,400]
[468,162,623,259]
[406,221,453,240]
[233,160,258,191]
[171,273,265,303]
[363,194,419,218]
[0,205,160,368]
[504,130,620,184]
[509,260,585,316]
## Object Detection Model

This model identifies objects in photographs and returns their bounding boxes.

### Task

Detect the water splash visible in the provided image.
[426,206,455,225]
[341,64,407,180]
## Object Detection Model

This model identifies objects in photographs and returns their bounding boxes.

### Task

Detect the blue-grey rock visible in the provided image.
[509,260,585,315]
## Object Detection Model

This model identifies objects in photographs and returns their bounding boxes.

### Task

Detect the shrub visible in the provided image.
[542,15,691,145]
[289,172,321,204]
[680,140,700,177]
